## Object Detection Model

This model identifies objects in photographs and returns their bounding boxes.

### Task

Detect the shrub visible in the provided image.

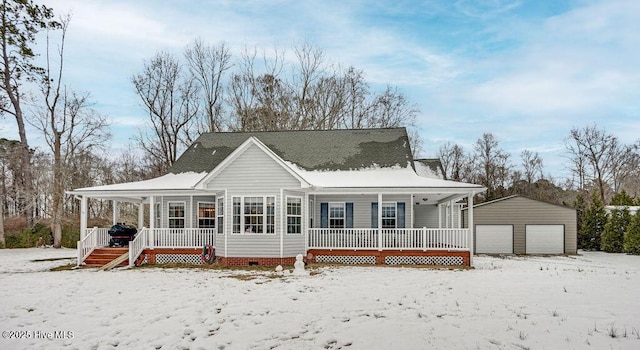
[579,192,607,250]
[624,211,640,255]
[601,208,630,253]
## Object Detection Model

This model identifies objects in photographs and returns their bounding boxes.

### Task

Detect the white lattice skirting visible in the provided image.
[316,255,376,265]
[156,254,203,264]
[385,256,464,266]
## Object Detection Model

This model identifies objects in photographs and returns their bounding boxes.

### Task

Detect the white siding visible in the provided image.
[204,144,301,191]
[413,204,438,228]
[312,194,412,228]
[205,144,304,258]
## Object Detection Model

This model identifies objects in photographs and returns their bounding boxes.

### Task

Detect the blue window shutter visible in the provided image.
[321,203,328,228]
[346,203,354,228]
[371,202,378,228]
[397,202,405,228]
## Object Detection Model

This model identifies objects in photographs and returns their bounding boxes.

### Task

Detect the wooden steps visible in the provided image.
[83,248,129,267]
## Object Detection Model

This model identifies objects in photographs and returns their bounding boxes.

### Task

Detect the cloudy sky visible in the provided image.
[4,0,639,182]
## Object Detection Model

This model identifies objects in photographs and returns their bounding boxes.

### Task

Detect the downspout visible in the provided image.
[280,189,284,259]
[224,189,228,258]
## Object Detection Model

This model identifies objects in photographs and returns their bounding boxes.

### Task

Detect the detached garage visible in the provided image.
[464,195,577,255]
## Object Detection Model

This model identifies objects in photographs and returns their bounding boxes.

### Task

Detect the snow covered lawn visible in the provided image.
[1,249,639,350]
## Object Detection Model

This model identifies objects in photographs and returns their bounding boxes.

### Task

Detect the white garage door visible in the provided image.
[476,225,513,254]
[526,225,564,254]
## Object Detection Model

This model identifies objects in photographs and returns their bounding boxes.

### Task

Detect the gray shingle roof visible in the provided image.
[169,127,414,174]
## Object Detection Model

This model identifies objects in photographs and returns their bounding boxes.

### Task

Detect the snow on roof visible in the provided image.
[73,172,207,192]
[414,161,443,179]
[286,162,482,189]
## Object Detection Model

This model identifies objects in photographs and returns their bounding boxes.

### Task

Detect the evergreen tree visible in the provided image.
[624,211,640,255]
[579,191,607,250]
[601,208,630,252]
[573,193,585,244]
[610,190,634,206]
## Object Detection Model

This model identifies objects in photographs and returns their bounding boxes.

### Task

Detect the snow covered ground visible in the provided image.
[1,249,639,350]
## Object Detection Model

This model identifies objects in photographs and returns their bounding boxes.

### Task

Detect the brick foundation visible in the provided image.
[306,249,470,266]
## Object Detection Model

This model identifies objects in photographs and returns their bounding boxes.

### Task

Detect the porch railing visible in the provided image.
[152,228,216,248]
[308,228,469,251]
[129,228,148,267]
[77,227,110,266]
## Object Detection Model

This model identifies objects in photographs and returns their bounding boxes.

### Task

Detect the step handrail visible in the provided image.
[77,226,98,266]
[128,228,148,267]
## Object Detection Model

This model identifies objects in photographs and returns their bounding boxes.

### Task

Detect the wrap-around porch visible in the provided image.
[77,189,476,267]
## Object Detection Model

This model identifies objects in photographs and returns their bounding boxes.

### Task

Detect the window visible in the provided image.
[232,196,275,234]
[233,197,241,233]
[198,202,216,228]
[168,202,185,228]
[216,197,224,234]
[329,203,345,228]
[287,197,302,234]
[266,197,275,234]
[155,203,161,228]
[382,202,397,228]
[244,197,263,233]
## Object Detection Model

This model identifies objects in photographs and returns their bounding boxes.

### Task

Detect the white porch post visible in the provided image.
[304,192,309,254]
[437,204,442,229]
[80,196,88,239]
[468,192,474,266]
[149,196,155,249]
[377,193,383,251]
[112,200,119,225]
[138,203,144,229]
[410,194,414,228]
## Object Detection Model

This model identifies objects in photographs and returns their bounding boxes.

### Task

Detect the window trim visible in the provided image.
[231,196,277,235]
[216,197,224,234]
[286,196,303,235]
[197,201,216,229]
[154,202,162,228]
[329,202,346,229]
[167,201,186,229]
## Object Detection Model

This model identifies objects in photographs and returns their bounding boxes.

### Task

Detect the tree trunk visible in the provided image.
[52,132,63,248]
[0,192,5,247]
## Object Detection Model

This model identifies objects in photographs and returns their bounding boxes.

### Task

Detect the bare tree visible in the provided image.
[521,149,543,184]
[0,0,59,226]
[184,39,231,133]
[227,44,419,138]
[566,124,625,204]
[31,16,110,247]
[132,51,200,173]
[473,133,511,201]
[438,142,468,181]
